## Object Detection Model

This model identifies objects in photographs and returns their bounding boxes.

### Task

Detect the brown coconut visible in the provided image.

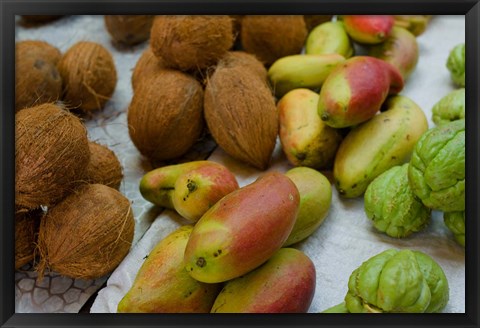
[58,41,117,112]
[150,15,234,71]
[128,70,204,163]
[216,51,268,82]
[303,15,334,31]
[204,65,278,170]
[15,103,90,209]
[85,141,123,190]
[15,40,63,111]
[15,208,43,270]
[36,184,134,280]
[240,15,308,66]
[131,46,166,91]
[104,15,155,46]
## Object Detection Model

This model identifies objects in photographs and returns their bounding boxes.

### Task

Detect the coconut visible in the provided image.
[216,51,268,82]
[104,15,155,46]
[303,15,334,31]
[36,184,134,280]
[86,142,123,190]
[15,40,63,111]
[128,70,204,163]
[131,46,166,91]
[58,41,117,112]
[240,15,308,66]
[204,65,278,170]
[20,16,63,25]
[15,103,90,209]
[15,208,43,270]
[150,15,234,71]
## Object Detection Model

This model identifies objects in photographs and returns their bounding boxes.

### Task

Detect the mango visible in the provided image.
[342,15,395,44]
[172,162,239,222]
[305,21,354,58]
[183,172,300,283]
[333,95,428,198]
[117,225,221,313]
[317,56,404,128]
[278,89,343,170]
[210,248,316,313]
[284,167,332,246]
[368,27,419,80]
[139,161,214,208]
[268,54,345,98]
[394,15,432,36]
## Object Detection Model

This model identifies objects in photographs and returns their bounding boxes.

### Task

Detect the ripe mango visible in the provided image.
[210,248,316,313]
[305,21,354,58]
[278,88,343,170]
[333,95,428,198]
[172,162,239,222]
[284,167,332,246]
[368,26,419,80]
[139,161,214,208]
[117,225,221,313]
[268,54,345,98]
[317,56,404,128]
[183,172,300,283]
[342,15,395,44]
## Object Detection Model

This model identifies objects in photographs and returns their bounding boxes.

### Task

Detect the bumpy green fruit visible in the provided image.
[284,167,332,246]
[444,211,465,247]
[210,248,316,313]
[446,43,465,87]
[324,249,449,313]
[305,21,354,58]
[408,119,465,212]
[432,88,465,126]
[364,164,431,238]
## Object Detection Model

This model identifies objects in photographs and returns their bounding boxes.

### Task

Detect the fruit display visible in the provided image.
[12,14,466,315]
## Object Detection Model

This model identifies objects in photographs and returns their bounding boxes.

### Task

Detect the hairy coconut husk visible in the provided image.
[104,15,155,46]
[204,65,278,170]
[216,51,268,82]
[15,40,63,111]
[128,70,204,162]
[131,46,166,91]
[150,15,234,71]
[15,103,90,209]
[36,184,134,280]
[303,15,334,31]
[15,208,43,270]
[86,142,123,190]
[58,41,117,112]
[240,15,308,66]
[20,15,64,25]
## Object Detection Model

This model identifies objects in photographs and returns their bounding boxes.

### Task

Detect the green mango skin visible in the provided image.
[117,225,221,313]
[364,164,431,238]
[268,54,345,98]
[210,248,316,313]
[172,163,239,222]
[408,119,465,212]
[317,56,404,128]
[444,211,465,247]
[432,88,465,126]
[139,161,215,208]
[394,15,432,37]
[334,95,428,198]
[305,21,354,58]
[278,88,343,170]
[283,167,332,246]
[368,26,419,80]
[342,15,395,44]
[183,172,300,284]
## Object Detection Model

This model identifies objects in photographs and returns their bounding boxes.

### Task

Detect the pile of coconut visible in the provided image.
[128,15,315,170]
[15,103,132,281]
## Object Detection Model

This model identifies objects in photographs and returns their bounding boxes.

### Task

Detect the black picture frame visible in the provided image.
[1,1,478,327]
